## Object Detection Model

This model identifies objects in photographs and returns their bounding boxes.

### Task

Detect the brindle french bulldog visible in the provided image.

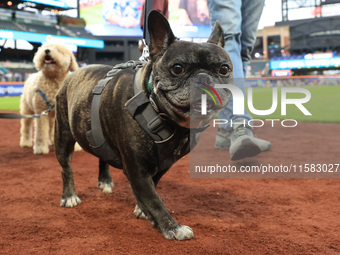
[55,10,233,240]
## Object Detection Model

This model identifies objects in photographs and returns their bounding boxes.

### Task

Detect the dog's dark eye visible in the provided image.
[171,64,184,75]
[219,65,230,75]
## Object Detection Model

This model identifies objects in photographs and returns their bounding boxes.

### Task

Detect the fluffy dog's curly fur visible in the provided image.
[20,43,78,154]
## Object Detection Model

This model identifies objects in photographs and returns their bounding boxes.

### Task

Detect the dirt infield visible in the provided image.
[1,111,340,255]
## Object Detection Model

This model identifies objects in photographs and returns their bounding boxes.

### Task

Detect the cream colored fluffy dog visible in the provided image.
[20,43,78,154]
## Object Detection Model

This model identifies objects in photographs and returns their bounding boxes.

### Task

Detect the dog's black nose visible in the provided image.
[45,49,50,54]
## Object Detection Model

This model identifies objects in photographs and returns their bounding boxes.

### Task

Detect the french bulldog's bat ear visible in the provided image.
[147,10,177,58]
[207,20,224,48]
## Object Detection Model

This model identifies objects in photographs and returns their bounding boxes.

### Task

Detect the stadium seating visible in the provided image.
[0,20,24,31]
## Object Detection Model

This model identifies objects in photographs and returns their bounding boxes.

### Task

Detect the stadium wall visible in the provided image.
[0,82,24,96]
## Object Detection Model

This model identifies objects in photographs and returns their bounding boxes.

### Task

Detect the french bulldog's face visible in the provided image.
[152,40,233,129]
[147,11,232,129]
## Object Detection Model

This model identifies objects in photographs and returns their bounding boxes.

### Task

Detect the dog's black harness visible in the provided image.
[87,60,208,170]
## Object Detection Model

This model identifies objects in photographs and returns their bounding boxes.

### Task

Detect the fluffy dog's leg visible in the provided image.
[97,160,114,193]
[48,114,55,146]
[55,103,81,208]
[33,116,50,154]
[20,94,33,147]
[20,118,33,147]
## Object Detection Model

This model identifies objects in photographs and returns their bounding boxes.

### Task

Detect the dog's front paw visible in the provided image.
[60,195,81,208]
[33,145,49,154]
[20,138,32,148]
[163,225,194,241]
[133,204,148,220]
[98,181,114,193]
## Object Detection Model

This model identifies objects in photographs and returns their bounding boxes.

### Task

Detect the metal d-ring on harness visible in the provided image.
[87,60,209,171]
[0,89,55,119]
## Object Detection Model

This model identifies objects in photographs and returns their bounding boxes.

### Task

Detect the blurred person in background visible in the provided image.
[102,0,142,28]
[139,0,169,52]
[207,0,271,160]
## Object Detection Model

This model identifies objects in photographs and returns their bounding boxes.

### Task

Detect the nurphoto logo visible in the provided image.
[199,84,312,127]
[197,82,223,115]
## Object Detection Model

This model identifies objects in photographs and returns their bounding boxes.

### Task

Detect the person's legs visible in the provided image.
[207,0,271,160]
[207,0,251,126]
[240,0,265,77]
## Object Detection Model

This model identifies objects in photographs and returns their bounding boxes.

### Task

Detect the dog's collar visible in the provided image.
[147,71,153,93]
[134,68,163,114]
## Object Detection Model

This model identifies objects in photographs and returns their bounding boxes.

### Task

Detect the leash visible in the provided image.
[0,90,55,119]
[143,0,153,47]
[36,89,54,110]
[139,0,153,62]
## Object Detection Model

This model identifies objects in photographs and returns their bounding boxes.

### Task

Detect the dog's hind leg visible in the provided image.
[20,118,33,147]
[33,116,50,154]
[55,103,81,208]
[97,159,114,193]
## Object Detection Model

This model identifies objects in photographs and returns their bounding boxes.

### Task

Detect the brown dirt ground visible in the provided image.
[0,111,340,255]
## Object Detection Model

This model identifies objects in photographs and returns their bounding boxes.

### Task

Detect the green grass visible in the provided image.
[245,85,340,123]
[1,85,339,123]
[80,4,105,25]
[0,96,20,111]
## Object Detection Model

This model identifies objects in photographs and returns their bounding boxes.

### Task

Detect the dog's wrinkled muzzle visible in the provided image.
[190,73,230,113]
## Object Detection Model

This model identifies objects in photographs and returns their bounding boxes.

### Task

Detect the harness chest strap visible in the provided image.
[86,75,123,168]
[86,60,145,167]
[85,60,173,166]
[125,68,175,142]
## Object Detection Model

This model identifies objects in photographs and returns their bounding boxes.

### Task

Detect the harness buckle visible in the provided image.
[92,78,110,95]
[147,115,165,134]
[92,85,105,95]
